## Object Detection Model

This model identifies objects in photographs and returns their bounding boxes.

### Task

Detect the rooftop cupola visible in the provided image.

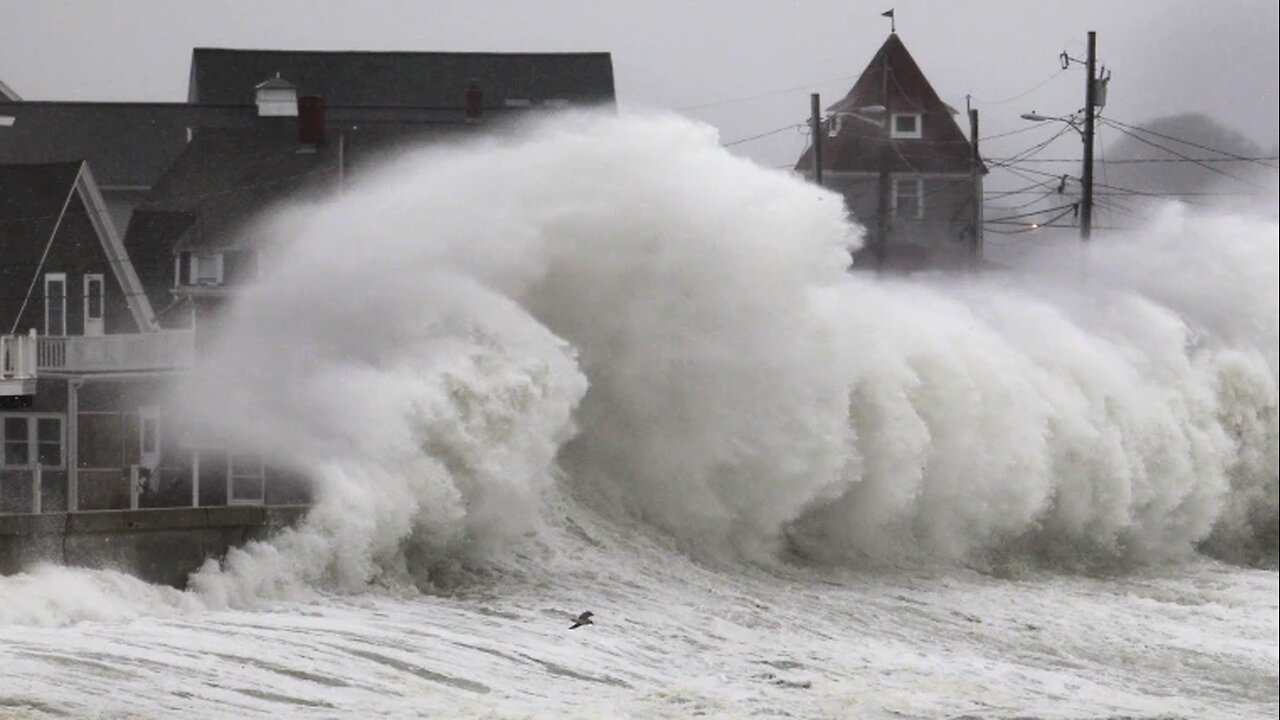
[254,73,298,117]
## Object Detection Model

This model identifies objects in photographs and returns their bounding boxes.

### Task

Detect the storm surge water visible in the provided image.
[1,113,1276,718]
[172,112,1276,594]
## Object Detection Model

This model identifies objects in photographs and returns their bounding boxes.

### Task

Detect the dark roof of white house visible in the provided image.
[188,48,616,108]
[0,102,247,189]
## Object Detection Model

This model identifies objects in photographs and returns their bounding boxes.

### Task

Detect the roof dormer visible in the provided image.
[254,74,297,117]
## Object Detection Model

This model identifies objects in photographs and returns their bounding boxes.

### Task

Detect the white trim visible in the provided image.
[74,164,157,331]
[891,177,925,220]
[0,413,66,470]
[83,273,105,336]
[44,273,67,336]
[890,112,923,139]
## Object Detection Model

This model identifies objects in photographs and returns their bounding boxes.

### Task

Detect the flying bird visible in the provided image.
[569,611,594,630]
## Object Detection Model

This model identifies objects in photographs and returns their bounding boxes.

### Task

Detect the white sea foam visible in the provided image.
[0,113,1275,628]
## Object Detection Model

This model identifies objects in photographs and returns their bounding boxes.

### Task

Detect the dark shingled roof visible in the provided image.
[188,48,616,108]
[123,117,481,304]
[0,162,83,330]
[0,102,248,189]
[795,34,980,176]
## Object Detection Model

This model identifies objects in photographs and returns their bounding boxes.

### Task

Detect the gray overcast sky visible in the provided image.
[2,0,1277,174]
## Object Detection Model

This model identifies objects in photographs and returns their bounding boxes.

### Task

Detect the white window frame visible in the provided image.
[892,177,925,220]
[1,413,65,470]
[190,252,224,286]
[890,112,923,139]
[83,273,105,336]
[226,453,266,505]
[44,272,67,336]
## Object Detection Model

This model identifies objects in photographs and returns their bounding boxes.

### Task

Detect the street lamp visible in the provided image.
[1019,111,1082,132]
[1020,109,1093,240]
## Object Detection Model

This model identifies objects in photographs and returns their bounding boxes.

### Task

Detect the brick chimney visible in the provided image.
[464,79,484,122]
[297,95,325,147]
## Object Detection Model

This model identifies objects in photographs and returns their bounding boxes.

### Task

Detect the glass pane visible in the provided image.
[37,417,60,443]
[230,453,262,476]
[195,254,222,283]
[46,279,66,335]
[38,441,61,467]
[5,416,28,441]
[4,440,29,466]
[141,417,158,453]
[231,475,265,502]
[87,278,103,319]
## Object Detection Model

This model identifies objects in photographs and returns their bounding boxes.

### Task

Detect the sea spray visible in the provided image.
[1,113,1275,626]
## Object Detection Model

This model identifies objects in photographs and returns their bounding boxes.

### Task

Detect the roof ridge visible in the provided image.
[192,47,612,57]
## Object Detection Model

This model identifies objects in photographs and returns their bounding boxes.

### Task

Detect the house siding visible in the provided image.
[6,193,140,337]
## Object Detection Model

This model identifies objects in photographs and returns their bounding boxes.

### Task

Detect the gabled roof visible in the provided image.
[136,126,343,254]
[796,34,979,176]
[0,102,248,189]
[123,117,481,304]
[188,48,616,108]
[827,34,953,117]
[0,161,156,332]
[0,79,20,102]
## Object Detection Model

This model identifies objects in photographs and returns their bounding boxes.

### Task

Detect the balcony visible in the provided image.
[1,331,38,394]
[2,331,195,392]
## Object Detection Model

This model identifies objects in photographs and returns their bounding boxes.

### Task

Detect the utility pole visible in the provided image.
[810,93,823,186]
[968,103,983,262]
[1081,30,1097,241]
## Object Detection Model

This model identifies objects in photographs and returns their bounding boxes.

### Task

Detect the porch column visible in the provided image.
[67,377,83,511]
[191,450,200,507]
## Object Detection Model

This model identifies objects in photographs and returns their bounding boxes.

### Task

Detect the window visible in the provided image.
[44,273,67,336]
[1,415,63,468]
[228,453,265,504]
[3,416,28,466]
[38,418,62,466]
[191,252,224,285]
[890,113,922,139]
[84,273,105,335]
[139,405,160,467]
[892,178,924,219]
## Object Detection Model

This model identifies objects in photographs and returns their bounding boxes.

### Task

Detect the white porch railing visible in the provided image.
[35,331,196,373]
[1,330,38,380]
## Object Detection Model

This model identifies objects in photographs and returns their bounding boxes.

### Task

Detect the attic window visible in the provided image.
[891,113,922,139]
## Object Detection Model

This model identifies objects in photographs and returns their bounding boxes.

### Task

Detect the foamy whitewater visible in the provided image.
[1,114,1276,719]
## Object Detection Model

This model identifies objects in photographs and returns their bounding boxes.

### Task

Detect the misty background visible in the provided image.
[2,0,1276,177]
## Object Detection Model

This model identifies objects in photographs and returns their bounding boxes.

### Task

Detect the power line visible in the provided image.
[721,122,806,148]
[979,123,1059,143]
[984,155,1279,165]
[1103,117,1280,168]
[970,67,1069,107]
[1101,121,1267,189]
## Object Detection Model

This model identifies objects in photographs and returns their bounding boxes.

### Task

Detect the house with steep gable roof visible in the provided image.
[796,33,985,270]
[0,161,199,513]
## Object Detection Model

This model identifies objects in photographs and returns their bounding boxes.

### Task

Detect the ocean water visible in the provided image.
[1,114,1277,719]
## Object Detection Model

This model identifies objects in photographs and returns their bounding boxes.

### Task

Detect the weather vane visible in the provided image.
[881,8,895,33]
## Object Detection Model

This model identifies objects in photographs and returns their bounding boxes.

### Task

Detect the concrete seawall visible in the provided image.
[0,505,309,588]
